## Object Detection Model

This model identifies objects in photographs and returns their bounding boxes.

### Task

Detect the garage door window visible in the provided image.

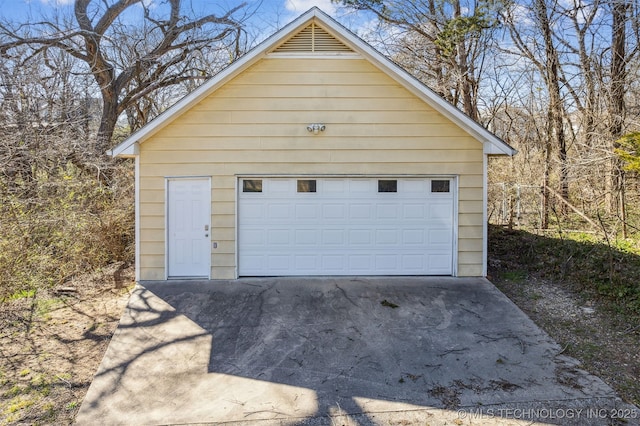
[297,179,317,193]
[243,179,262,192]
[431,180,450,193]
[378,180,397,192]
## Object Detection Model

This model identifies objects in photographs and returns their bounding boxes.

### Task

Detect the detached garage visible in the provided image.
[110,7,515,281]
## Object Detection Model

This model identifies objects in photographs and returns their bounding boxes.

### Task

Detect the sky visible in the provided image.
[0,0,376,50]
[0,0,349,25]
[0,0,381,60]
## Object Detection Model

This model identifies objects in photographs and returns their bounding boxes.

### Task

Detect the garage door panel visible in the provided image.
[324,179,347,194]
[377,204,399,219]
[322,204,346,219]
[429,229,452,245]
[403,204,426,219]
[322,229,344,245]
[402,179,428,193]
[375,254,399,270]
[349,255,372,270]
[267,203,291,220]
[239,202,264,220]
[402,254,425,270]
[402,229,425,244]
[295,203,319,220]
[349,203,373,219]
[240,228,266,246]
[267,228,291,245]
[267,255,290,271]
[375,229,398,245]
[322,255,345,271]
[428,254,453,274]
[294,254,318,270]
[269,179,291,194]
[349,179,373,193]
[242,254,265,272]
[294,229,318,245]
[349,229,372,245]
[429,202,453,220]
[239,177,454,276]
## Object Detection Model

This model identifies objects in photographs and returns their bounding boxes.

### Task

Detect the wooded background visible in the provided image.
[1,0,639,297]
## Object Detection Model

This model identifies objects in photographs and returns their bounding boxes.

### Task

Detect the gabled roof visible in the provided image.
[110,7,515,157]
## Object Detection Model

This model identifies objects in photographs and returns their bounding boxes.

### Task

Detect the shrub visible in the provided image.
[0,160,134,301]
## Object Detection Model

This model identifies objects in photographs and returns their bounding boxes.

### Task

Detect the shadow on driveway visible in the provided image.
[76,277,634,425]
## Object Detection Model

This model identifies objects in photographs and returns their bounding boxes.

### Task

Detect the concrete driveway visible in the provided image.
[76,277,636,425]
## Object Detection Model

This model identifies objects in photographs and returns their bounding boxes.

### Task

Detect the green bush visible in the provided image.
[489,225,640,316]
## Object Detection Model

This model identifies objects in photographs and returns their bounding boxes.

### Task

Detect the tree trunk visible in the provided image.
[535,0,569,212]
[620,170,627,238]
[607,0,628,214]
[452,0,479,121]
[96,92,119,154]
[542,144,552,229]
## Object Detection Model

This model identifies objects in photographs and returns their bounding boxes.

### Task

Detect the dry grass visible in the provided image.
[489,225,640,407]
[0,267,133,425]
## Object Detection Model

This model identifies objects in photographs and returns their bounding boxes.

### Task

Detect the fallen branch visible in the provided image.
[544,186,600,232]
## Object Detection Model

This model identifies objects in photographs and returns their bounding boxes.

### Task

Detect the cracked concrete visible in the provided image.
[76,277,638,425]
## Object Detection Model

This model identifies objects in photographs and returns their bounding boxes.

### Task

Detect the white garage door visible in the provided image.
[238,177,454,276]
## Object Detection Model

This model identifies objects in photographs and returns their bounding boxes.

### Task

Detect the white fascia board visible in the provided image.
[110,9,322,158]
[365,59,515,155]
[313,8,516,157]
[484,141,517,155]
[114,142,139,158]
[109,50,262,157]
[110,7,516,158]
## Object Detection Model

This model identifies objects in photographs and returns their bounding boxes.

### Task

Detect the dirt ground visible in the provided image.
[489,265,640,408]
[0,266,133,425]
[1,263,638,424]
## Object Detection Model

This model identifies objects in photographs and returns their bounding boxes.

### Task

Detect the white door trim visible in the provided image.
[482,154,488,277]
[452,175,459,277]
[165,176,211,279]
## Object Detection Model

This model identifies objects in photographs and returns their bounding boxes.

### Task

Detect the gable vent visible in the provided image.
[273,22,354,53]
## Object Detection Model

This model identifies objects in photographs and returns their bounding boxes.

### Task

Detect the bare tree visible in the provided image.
[608,0,629,221]
[490,0,640,232]
[337,0,500,121]
[0,0,248,152]
[500,0,570,226]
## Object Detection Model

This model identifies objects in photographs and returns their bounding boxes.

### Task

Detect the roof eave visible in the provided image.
[484,141,517,156]
[109,8,324,158]
[109,7,515,158]
[319,12,516,157]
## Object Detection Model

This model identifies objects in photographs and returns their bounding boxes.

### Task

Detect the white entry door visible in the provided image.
[238,177,455,276]
[167,178,211,278]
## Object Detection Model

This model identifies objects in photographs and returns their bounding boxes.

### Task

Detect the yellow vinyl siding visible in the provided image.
[179,110,454,125]
[459,213,483,227]
[147,136,477,150]
[458,264,483,276]
[141,149,480,164]
[157,123,469,138]
[138,58,486,279]
[225,72,392,87]
[194,97,429,112]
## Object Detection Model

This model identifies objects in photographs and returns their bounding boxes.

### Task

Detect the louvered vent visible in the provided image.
[273,22,353,53]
